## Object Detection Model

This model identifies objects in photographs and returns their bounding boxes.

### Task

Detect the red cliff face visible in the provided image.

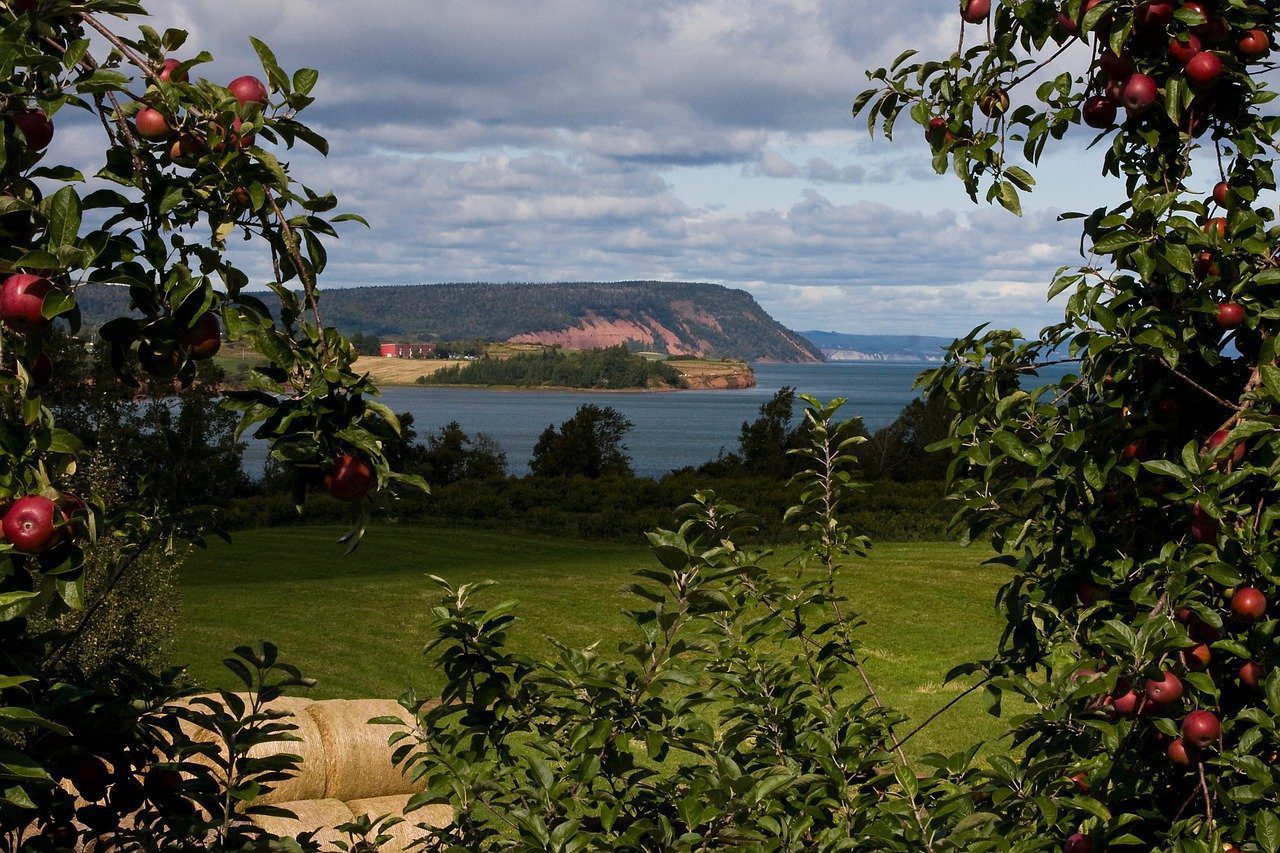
[508,311,704,355]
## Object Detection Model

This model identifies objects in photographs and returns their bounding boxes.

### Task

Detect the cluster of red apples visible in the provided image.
[2,70,375,508]
[956,0,1271,135]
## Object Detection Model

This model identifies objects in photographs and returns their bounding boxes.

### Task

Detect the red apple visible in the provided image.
[1203,216,1227,237]
[1183,643,1212,671]
[1077,581,1109,606]
[2,495,59,553]
[70,756,109,801]
[1145,670,1184,706]
[1195,251,1219,279]
[1170,33,1202,64]
[158,58,188,83]
[1065,833,1094,853]
[323,452,374,502]
[182,312,222,360]
[1122,74,1159,113]
[13,109,53,150]
[1167,737,1193,766]
[1231,587,1266,623]
[1186,51,1224,87]
[1099,49,1134,79]
[1111,685,1141,718]
[168,133,206,161]
[1239,661,1265,689]
[134,107,171,141]
[1,273,54,333]
[1212,180,1232,208]
[1122,438,1148,461]
[1181,709,1221,747]
[1136,1,1175,29]
[1206,429,1246,464]
[1083,95,1118,129]
[1215,301,1245,329]
[1238,29,1271,58]
[1070,772,1090,793]
[227,75,268,106]
[231,117,254,149]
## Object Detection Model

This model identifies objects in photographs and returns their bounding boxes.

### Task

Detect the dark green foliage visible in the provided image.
[77,281,826,363]
[425,345,683,390]
[857,395,950,482]
[348,332,382,356]
[530,404,634,478]
[416,421,508,485]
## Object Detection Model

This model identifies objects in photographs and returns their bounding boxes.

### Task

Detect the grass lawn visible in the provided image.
[177,525,1007,755]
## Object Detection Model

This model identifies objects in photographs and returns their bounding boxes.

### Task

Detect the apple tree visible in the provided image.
[858,0,1280,848]
[0,0,422,846]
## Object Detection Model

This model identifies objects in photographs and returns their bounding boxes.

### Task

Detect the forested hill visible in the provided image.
[73,281,825,363]
[322,282,822,362]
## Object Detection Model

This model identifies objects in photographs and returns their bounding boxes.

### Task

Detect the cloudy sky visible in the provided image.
[90,0,1146,336]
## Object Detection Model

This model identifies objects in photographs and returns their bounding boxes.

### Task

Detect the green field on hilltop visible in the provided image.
[177,525,1008,756]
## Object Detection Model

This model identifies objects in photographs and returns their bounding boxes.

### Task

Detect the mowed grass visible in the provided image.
[177,526,1007,755]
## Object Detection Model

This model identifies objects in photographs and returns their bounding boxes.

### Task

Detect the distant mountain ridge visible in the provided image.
[74,281,825,363]
[801,331,955,364]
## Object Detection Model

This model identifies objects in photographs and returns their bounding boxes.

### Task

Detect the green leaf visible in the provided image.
[45,186,82,249]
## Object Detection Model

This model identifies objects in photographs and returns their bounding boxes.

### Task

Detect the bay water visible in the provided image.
[243,362,1074,478]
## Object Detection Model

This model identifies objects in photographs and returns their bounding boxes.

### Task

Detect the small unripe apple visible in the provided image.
[1181,709,1221,748]
[1145,670,1184,706]
[1064,833,1094,853]
[1238,29,1271,58]
[1186,51,1224,87]
[323,452,375,502]
[228,75,268,106]
[1122,74,1159,113]
[182,312,222,360]
[158,57,188,83]
[1215,301,1244,329]
[2,495,59,553]
[134,107,171,141]
[961,0,990,23]
[12,109,53,150]
[1169,33,1202,65]
[979,88,1010,118]
[1183,643,1212,671]
[1238,661,1265,689]
[1083,96,1118,129]
[1167,737,1193,766]
[1,273,54,333]
[1230,586,1266,623]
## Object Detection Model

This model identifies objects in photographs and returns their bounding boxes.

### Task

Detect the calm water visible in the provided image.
[243,362,1074,478]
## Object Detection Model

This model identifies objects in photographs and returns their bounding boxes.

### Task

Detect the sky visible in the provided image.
[68,0,1162,337]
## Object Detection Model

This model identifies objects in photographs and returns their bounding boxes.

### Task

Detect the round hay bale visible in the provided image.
[250,798,354,846]
[165,694,325,804]
[305,700,421,802]
[346,794,454,850]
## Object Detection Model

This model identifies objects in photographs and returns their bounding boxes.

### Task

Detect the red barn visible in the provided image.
[379,342,435,358]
